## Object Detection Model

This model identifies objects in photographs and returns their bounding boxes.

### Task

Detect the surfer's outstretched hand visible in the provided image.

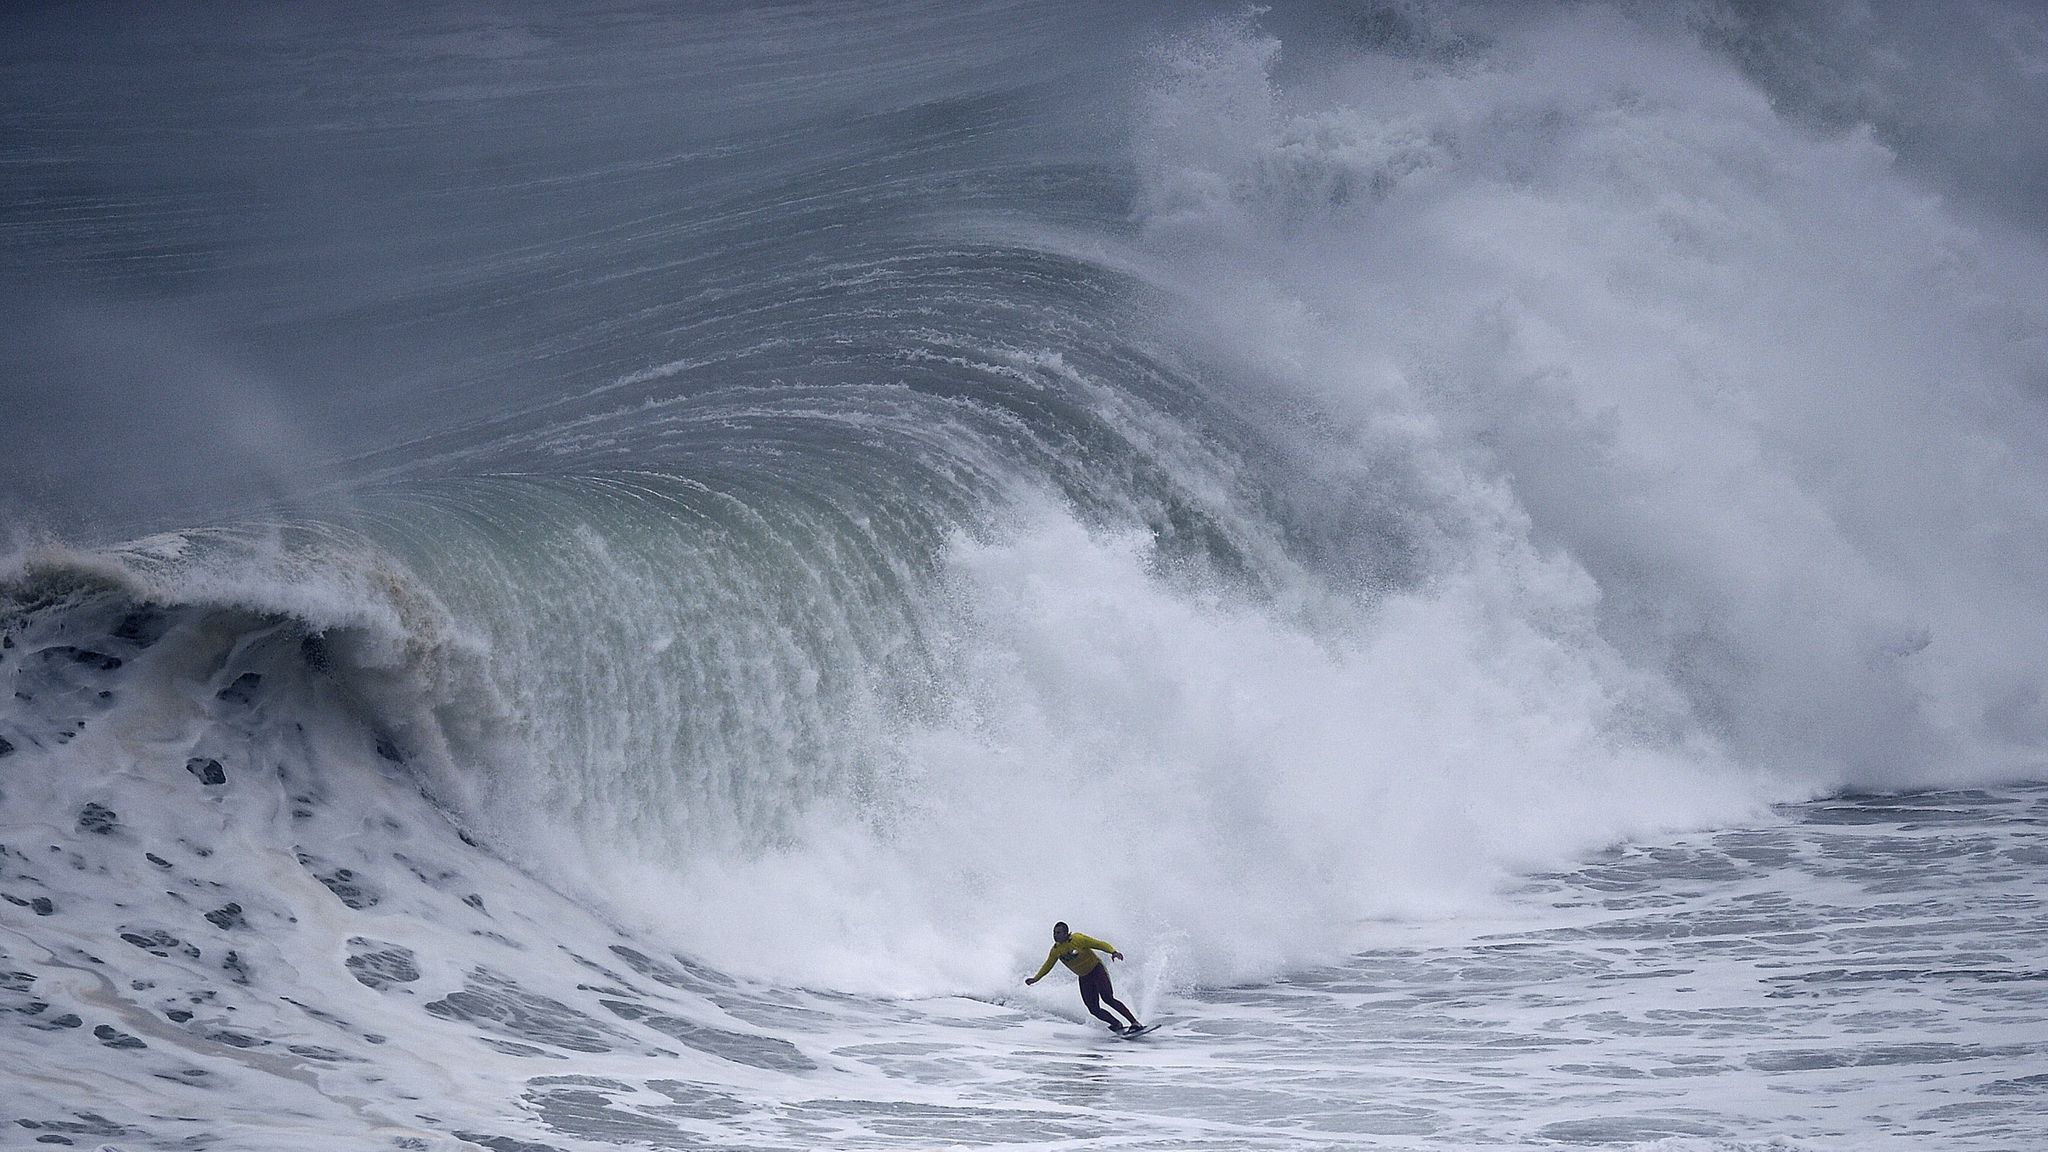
[1024,976,1038,986]
[1112,951,1124,961]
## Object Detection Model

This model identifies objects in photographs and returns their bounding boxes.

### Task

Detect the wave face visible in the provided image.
[5,0,2047,1008]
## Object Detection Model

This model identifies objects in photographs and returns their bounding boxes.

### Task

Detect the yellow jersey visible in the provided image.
[1032,933,1116,980]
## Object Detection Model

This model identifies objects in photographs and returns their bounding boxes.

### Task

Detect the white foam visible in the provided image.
[609,505,1772,995]
[1124,7,2048,790]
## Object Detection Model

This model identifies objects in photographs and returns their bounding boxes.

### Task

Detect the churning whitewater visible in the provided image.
[3,2,2045,1149]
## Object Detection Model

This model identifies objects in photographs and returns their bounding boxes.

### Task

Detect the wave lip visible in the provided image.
[0,554,832,1150]
[1,526,508,815]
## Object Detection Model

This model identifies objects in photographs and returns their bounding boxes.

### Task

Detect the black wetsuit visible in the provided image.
[1078,963,1136,1029]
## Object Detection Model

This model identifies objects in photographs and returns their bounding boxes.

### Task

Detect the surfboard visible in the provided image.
[1116,1024,1158,1039]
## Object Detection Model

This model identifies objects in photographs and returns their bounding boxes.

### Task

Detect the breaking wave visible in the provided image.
[5,1,2046,1000]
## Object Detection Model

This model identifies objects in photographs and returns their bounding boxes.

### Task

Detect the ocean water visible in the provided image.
[3,2,2046,1149]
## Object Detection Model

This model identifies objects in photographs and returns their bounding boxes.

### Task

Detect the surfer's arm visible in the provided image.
[1026,947,1061,983]
[1072,933,1123,961]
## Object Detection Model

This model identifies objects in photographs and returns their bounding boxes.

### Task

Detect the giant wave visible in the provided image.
[4,2,2046,1148]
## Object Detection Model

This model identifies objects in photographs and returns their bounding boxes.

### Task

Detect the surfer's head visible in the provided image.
[1052,921,1070,942]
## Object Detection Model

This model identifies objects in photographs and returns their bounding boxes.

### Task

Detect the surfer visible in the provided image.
[1025,921,1143,1033]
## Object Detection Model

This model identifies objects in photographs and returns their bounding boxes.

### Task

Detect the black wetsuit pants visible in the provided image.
[1078,965,1138,1028]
